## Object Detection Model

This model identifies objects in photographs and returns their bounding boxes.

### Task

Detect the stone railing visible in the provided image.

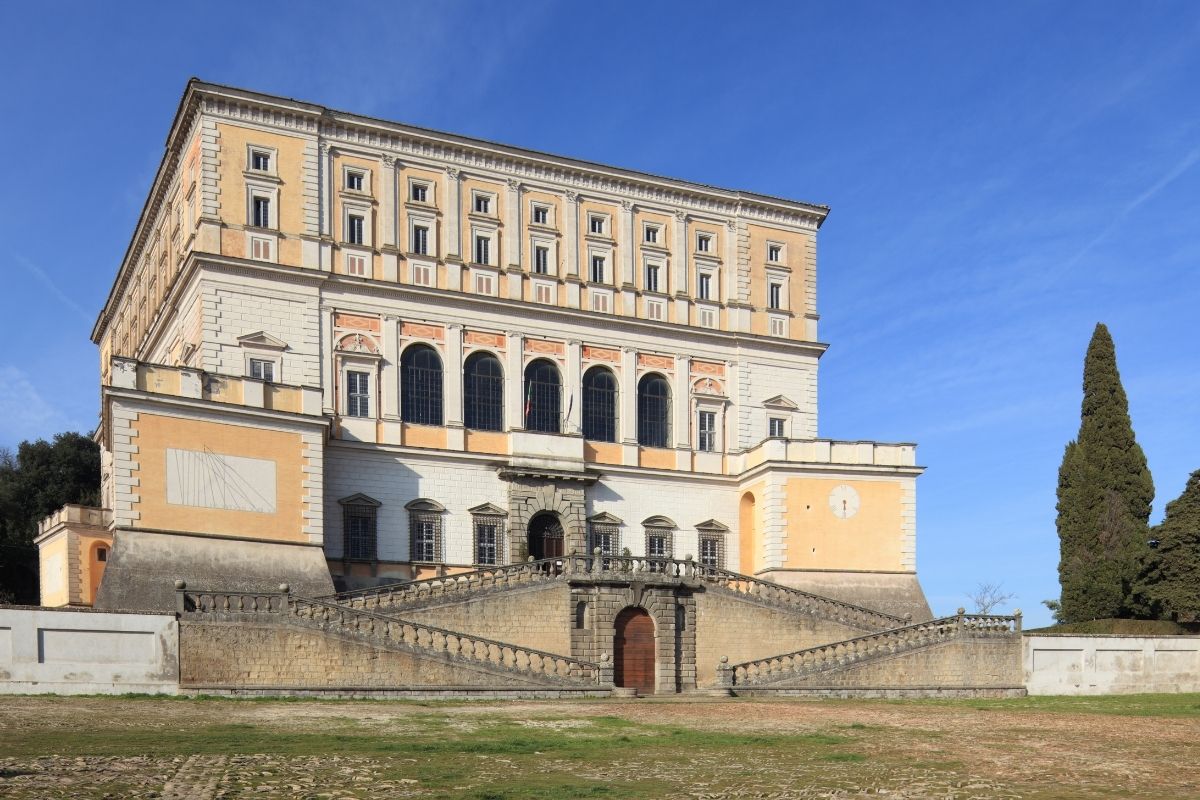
[176,583,606,686]
[330,555,904,631]
[724,611,1021,688]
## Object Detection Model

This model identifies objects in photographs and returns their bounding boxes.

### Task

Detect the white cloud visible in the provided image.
[0,366,75,447]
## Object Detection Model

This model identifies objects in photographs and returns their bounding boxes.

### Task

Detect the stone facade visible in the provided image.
[504,474,589,562]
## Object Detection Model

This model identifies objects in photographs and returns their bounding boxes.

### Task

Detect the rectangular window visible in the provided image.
[249,359,274,382]
[769,282,783,309]
[96,548,107,562]
[250,150,271,171]
[645,263,660,293]
[344,505,377,561]
[699,535,723,569]
[697,233,711,252]
[346,370,370,417]
[646,529,672,559]
[644,225,659,244]
[475,235,490,265]
[589,215,605,235]
[590,255,605,283]
[646,299,665,321]
[250,236,273,261]
[412,225,429,255]
[474,517,504,565]
[475,272,495,295]
[535,283,554,304]
[768,244,782,262]
[698,272,712,300]
[252,196,271,228]
[347,214,365,245]
[411,182,428,203]
[698,307,716,329]
[769,417,786,438]
[534,245,549,274]
[346,253,367,276]
[769,316,787,337]
[346,170,364,191]
[532,205,549,225]
[588,523,619,557]
[474,194,491,214]
[410,513,441,562]
[591,292,610,313]
[413,263,433,286]
[698,410,717,452]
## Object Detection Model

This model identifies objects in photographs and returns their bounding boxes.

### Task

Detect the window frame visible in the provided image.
[637,373,672,448]
[696,232,712,253]
[464,351,504,432]
[582,366,619,443]
[587,212,609,236]
[245,144,278,177]
[406,500,445,564]
[400,344,444,426]
[408,179,432,205]
[697,409,718,452]
[340,497,380,562]
[472,513,506,566]
[472,190,495,216]
[248,358,275,383]
[523,358,562,434]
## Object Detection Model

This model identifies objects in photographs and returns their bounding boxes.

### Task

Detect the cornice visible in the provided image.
[190,80,829,230]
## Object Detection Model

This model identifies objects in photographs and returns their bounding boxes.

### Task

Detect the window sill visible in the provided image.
[243,170,282,184]
[405,201,439,214]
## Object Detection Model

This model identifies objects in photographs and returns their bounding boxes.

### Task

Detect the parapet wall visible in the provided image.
[1024,634,1200,695]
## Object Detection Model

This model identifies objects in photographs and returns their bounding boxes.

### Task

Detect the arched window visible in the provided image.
[582,366,618,442]
[464,351,503,431]
[637,373,671,448]
[401,344,443,425]
[524,359,561,433]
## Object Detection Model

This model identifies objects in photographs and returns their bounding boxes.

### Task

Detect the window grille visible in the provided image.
[473,516,504,565]
[698,410,718,452]
[401,345,443,425]
[699,534,724,569]
[646,527,673,572]
[588,523,619,556]
[464,352,504,431]
[346,370,370,417]
[637,374,671,448]
[524,359,561,433]
[343,504,377,561]
[582,367,618,442]
[409,511,442,562]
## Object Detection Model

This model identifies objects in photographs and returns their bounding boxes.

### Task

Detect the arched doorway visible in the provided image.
[527,512,565,561]
[613,607,655,695]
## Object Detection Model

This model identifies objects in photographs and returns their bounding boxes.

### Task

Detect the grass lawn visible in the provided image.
[1,693,1197,798]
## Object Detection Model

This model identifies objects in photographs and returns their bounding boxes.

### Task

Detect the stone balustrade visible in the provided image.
[331,555,904,632]
[177,584,604,686]
[726,611,1021,687]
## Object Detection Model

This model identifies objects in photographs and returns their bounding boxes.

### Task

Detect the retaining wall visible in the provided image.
[1024,634,1200,695]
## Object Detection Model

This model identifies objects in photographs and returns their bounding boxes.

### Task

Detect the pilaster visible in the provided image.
[565,339,582,434]
[445,167,462,261]
[445,323,465,427]
[380,315,400,420]
[505,331,524,430]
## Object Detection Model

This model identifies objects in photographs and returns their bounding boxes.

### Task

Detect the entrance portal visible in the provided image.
[613,606,655,695]
[527,512,565,561]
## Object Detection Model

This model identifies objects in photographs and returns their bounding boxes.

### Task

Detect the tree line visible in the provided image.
[1054,323,1199,624]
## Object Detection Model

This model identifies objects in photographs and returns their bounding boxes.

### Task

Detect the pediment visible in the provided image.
[237,331,289,350]
[404,498,447,512]
[337,493,380,507]
[467,502,507,516]
[694,518,730,532]
[587,511,624,524]
[762,394,799,410]
[641,515,678,529]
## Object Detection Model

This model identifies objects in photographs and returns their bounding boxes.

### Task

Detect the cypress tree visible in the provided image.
[1132,471,1200,621]
[1055,323,1154,622]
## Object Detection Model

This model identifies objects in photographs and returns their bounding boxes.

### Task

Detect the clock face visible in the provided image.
[829,484,860,519]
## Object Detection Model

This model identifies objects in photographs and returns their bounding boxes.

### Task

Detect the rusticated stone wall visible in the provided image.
[180,620,545,688]
[694,590,864,685]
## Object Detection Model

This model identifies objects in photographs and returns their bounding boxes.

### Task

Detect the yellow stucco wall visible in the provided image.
[216,123,308,253]
[132,413,307,543]
[783,478,904,571]
[78,532,113,606]
[38,534,70,607]
[739,483,764,574]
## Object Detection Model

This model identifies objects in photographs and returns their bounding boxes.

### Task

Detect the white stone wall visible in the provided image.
[736,354,819,446]
[587,472,738,564]
[0,608,178,695]
[1024,634,1200,695]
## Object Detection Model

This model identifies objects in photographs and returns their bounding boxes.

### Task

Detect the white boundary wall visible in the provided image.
[1024,634,1200,695]
[0,607,179,695]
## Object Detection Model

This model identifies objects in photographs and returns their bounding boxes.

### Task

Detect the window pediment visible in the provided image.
[641,515,677,529]
[338,493,380,507]
[762,394,799,410]
[587,511,623,525]
[468,502,507,516]
[695,518,730,532]
[405,498,446,512]
[237,331,288,351]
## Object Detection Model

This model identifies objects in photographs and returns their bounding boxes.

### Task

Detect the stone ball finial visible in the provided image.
[685,554,694,562]
[174,579,187,590]
[957,607,966,616]
[279,583,290,593]
[904,612,912,622]
[600,652,610,662]
[719,655,728,664]
[593,547,602,556]
[1014,608,1022,616]
[527,556,535,562]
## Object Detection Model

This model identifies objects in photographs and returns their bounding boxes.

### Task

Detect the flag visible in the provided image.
[524,381,533,421]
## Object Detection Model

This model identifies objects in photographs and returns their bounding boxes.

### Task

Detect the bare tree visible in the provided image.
[967,582,1017,614]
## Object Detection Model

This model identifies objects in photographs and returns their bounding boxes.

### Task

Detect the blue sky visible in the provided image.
[1,2,1197,626]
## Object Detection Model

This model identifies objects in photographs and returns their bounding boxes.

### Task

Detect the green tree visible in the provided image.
[1055,324,1154,622]
[0,432,101,603]
[1132,470,1200,621]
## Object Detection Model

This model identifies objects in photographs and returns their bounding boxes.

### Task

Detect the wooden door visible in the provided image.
[614,607,655,695]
